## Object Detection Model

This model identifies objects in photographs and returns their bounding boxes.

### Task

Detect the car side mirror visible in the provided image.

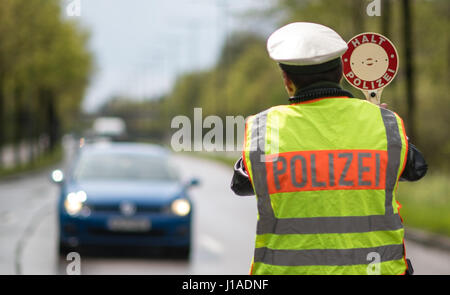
[50,169,64,184]
[187,178,200,188]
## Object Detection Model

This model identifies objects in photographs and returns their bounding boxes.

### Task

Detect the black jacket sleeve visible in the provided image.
[230,157,255,196]
[400,142,428,181]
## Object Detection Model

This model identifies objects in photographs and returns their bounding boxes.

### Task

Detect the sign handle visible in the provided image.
[363,88,384,105]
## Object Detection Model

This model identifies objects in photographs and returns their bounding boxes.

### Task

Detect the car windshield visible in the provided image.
[72,151,178,182]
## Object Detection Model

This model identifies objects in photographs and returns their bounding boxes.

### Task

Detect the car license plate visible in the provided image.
[107,218,151,232]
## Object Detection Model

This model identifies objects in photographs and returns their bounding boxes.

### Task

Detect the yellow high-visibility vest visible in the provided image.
[243,97,409,275]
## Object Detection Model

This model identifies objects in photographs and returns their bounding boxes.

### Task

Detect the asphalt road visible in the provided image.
[0,151,449,275]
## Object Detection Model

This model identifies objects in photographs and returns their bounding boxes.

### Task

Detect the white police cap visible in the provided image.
[267,22,347,72]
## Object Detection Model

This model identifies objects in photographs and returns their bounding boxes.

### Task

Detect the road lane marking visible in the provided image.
[14,200,54,275]
[0,211,15,225]
[199,235,224,255]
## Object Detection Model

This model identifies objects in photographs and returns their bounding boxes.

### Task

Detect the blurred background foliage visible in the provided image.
[0,0,92,170]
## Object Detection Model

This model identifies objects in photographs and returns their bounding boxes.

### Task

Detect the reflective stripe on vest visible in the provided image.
[243,98,408,275]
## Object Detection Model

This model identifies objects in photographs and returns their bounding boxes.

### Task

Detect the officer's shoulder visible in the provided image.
[350,98,404,119]
[348,97,384,109]
[248,105,287,120]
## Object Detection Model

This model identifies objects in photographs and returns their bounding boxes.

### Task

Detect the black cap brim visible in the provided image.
[279,58,341,75]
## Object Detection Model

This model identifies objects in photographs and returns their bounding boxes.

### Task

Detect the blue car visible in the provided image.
[51,142,197,259]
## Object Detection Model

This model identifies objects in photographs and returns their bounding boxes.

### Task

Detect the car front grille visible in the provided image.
[89,204,165,214]
[88,227,166,237]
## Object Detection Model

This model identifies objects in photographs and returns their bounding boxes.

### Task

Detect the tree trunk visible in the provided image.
[0,77,4,167]
[351,0,365,34]
[402,0,416,141]
[13,84,24,167]
[37,88,47,156]
[25,90,36,164]
[46,91,60,152]
[381,0,392,38]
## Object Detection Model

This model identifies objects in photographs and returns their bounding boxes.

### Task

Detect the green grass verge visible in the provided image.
[0,146,63,178]
[397,173,450,237]
[194,153,450,237]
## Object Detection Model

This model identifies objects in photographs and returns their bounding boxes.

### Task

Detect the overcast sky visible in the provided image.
[64,0,275,112]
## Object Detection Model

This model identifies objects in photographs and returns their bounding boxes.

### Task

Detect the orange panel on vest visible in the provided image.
[265,150,387,194]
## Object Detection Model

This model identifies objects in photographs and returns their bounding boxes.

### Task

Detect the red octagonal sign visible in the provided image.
[342,32,398,91]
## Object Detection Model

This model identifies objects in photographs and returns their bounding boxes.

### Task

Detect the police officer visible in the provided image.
[231,22,427,275]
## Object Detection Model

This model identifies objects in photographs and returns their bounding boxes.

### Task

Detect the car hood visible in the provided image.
[65,181,184,204]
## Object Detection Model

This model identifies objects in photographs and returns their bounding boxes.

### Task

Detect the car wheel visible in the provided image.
[179,245,191,260]
[58,242,73,257]
[167,245,190,260]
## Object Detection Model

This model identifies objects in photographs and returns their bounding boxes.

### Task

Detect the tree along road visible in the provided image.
[0,154,448,275]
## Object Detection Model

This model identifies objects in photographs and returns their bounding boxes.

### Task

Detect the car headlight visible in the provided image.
[64,191,87,216]
[171,199,191,216]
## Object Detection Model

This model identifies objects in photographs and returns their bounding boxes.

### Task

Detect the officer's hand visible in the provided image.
[379,103,388,109]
